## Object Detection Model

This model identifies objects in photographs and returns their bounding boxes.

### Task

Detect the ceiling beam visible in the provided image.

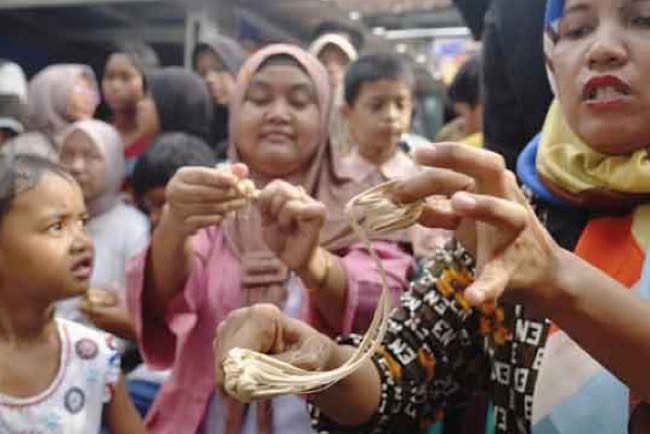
[0,0,160,9]
[65,25,186,43]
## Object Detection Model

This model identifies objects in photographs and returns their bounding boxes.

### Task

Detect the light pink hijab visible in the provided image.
[223,44,368,272]
[27,64,98,140]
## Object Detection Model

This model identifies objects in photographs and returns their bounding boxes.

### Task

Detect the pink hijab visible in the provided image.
[27,64,98,140]
[223,44,368,278]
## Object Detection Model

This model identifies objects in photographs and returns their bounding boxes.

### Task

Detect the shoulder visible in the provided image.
[58,319,121,365]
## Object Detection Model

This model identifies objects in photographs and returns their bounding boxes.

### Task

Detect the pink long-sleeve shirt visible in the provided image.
[126,225,414,434]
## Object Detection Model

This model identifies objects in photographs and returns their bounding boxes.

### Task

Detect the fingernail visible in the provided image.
[452,192,477,210]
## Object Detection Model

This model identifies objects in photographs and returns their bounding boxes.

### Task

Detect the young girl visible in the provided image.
[58,119,149,337]
[102,40,159,151]
[0,154,145,433]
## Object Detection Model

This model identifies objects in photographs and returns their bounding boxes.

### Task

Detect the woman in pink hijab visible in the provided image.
[126,44,414,434]
[26,64,99,141]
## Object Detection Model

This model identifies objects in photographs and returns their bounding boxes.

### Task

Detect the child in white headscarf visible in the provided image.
[58,119,149,337]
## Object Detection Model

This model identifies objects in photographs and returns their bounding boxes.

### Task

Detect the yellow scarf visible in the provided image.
[536,99,650,249]
[536,100,650,195]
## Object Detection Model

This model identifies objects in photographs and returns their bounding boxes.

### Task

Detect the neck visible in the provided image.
[0,293,56,345]
[88,192,119,218]
[357,145,396,166]
[113,108,138,132]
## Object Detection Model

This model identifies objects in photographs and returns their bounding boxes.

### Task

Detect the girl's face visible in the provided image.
[60,130,108,202]
[102,53,145,113]
[0,174,93,302]
[551,0,650,154]
[67,75,99,122]
[236,62,321,178]
[196,50,236,106]
[318,45,350,91]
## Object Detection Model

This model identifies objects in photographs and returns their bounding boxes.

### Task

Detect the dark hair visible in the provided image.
[107,40,160,92]
[147,68,213,141]
[344,53,415,106]
[312,21,365,51]
[131,132,217,197]
[0,154,72,226]
[448,55,482,108]
[109,40,160,73]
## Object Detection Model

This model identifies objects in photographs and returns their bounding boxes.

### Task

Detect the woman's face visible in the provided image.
[60,129,107,202]
[551,0,650,154]
[196,50,236,106]
[236,62,321,178]
[102,53,145,113]
[67,75,98,122]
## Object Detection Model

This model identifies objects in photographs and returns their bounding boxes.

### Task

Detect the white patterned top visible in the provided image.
[0,318,121,434]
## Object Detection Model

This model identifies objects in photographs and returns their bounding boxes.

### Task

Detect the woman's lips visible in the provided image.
[582,75,632,110]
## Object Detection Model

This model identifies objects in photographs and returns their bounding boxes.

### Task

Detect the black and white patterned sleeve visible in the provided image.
[310,243,494,434]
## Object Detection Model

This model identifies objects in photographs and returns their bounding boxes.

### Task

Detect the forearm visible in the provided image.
[298,247,349,328]
[309,345,382,427]
[146,211,194,318]
[542,249,650,398]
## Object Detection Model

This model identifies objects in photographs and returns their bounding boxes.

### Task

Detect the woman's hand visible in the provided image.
[257,180,326,271]
[163,163,250,237]
[214,304,337,395]
[392,143,561,307]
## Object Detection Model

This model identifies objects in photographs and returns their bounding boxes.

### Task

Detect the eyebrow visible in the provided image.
[563,2,591,16]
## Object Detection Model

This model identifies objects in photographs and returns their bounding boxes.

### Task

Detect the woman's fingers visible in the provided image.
[170,184,241,204]
[177,166,241,189]
[414,143,506,189]
[464,259,511,306]
[390,168,475,204]
[277,199,326,230]
[451,192,528,234]
[417,197,462,229]
[258,181,298,219]
[178,199,250,218]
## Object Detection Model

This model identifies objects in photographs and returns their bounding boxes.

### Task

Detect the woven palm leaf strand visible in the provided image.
[223,179,425,402]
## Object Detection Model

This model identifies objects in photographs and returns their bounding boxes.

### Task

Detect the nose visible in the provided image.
[386,102,401,124]
[68,155,86,176]
[266,98,291,123]
[71,223,93,255]
[587,24,628,70]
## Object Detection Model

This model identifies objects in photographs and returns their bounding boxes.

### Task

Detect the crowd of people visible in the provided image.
[0,0,649,433]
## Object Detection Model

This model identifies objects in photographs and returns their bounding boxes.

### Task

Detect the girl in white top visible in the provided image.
[0,154,144,433]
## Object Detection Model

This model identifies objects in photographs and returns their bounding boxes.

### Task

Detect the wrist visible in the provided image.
[296,247,330,291]
[534,247,580,316]
[157,207,191,240]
